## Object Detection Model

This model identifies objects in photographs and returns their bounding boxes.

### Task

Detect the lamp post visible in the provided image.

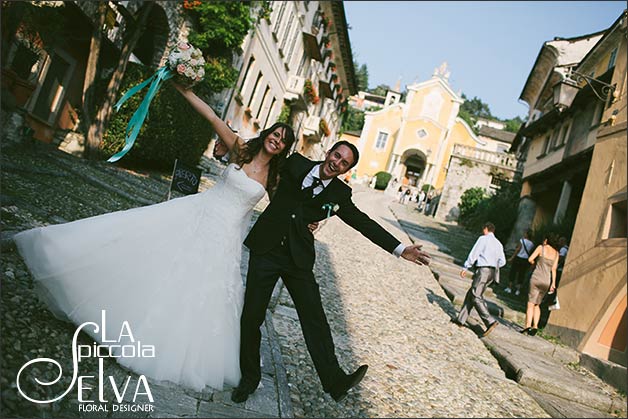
[552,78,580,112]
[553,69,617,111]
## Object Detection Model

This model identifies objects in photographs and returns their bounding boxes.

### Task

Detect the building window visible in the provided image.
[279,11,295,52]
[374,131,388,150]
[238,56,255,94]
[297,53,307,77]
[548,128,559,150]
[286,18,300,66]
[557,121,571,147]
[592,101,605,126]
[603,199,627,239]
[256,85,271,119]
[417,128,427,138]
[263,97,276,129]
[272,1,286,36]
[490,174,506,188]
[538,135,550,158]
[29,49,76,125]
[247,72,263,108]
[608,47,618,70]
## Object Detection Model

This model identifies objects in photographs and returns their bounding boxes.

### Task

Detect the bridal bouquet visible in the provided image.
[107,42,206,163]
[167,42,206,88]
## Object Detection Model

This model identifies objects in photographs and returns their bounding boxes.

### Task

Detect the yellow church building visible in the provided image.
[351,64,484,192]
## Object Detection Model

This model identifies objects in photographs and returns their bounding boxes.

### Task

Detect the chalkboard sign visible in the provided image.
[169,159,202,196]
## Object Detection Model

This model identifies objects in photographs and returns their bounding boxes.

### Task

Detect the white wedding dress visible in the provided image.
[14,163,266,391]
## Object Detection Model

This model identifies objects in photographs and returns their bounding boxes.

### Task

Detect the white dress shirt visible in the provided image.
[464,232,506,269]
[303,164,406,258]
[516,238,534,259]
[302,164,332,196]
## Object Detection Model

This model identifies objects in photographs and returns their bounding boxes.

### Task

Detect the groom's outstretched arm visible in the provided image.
[336,198,430,265]
[336,198,403,254]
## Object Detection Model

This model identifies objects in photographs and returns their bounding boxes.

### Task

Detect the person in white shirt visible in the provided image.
[505,229,534,296]
[451,222,506,337]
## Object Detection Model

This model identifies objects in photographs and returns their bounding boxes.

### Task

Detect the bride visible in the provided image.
[14,83,295,392]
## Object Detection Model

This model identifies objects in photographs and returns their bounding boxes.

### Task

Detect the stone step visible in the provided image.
[483,332,626,416]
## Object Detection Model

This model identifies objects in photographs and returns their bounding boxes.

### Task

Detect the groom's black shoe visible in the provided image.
[330,365,368,402]
[231,382,256,403]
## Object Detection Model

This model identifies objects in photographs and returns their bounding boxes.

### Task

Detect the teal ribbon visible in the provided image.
[107,66,174,163]
[321,203,335,218]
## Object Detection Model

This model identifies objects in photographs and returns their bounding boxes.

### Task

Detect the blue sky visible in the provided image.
[344,1,626,120]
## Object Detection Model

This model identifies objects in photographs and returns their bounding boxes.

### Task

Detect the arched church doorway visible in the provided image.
[400,149,427,187]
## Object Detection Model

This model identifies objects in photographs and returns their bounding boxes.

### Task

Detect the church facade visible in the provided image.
[352,64,483,192]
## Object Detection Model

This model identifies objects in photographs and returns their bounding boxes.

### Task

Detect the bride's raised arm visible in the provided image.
[173,83,243,153]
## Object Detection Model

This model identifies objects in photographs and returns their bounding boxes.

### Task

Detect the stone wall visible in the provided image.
[435,155,496,221]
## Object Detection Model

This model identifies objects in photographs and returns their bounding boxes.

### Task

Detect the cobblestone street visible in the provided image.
[271,186,549,418]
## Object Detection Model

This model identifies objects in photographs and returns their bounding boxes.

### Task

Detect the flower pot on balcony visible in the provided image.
[319,118,331,137]
[234,92,244,105]
[244,107,253,116]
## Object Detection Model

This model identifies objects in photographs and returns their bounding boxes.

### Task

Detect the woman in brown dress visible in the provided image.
[522,233,559,335]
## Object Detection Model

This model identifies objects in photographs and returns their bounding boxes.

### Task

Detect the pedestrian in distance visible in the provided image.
[402,188,412,204]
[538,236,568,328]
[417,190,426,211]
[505,229,534,296]
[521,232,559,336]
[232,140,431,404]
[451,222,506,337]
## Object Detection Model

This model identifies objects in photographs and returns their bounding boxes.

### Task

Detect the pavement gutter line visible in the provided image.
[265,311,294,418]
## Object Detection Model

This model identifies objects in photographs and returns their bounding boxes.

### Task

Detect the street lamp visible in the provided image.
[552,78,579,112]
[553,69,617,111]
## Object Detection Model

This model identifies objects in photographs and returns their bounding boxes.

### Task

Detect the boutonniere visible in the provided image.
[321,202,340,219]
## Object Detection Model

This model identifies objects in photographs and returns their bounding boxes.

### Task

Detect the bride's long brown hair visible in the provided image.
[233,122,295,197]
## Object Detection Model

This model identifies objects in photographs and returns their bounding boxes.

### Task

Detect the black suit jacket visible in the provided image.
[244,153,401,269]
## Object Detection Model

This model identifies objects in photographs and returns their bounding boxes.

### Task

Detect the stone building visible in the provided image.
[507,30,607,248]
[221,1,355,161]
[510,10,627,372]
[435,144,521,221]
[433,123,519,221]
[1,1,187,145]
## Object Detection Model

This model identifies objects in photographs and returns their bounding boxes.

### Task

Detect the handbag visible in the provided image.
[549,297,560,311]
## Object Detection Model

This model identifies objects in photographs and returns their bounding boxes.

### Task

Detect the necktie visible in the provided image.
[302,176,322,198]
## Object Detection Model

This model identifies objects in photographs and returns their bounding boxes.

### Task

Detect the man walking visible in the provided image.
[452,222,506,337]
[232,141,431,404]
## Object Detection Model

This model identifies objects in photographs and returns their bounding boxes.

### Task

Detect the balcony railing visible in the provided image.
[284,75,307,111]
[302,115,322,142]
[452,144,522,172]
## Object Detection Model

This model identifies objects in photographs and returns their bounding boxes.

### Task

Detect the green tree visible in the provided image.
[101,63,214,170]
[354,61,369,92]
[186,2,256,96]
[503,116,524,133]
[459,187,488,223]
[374,171,392,190]
[368,84,390,97]
[341,107,365,132]
[461,181,522,242]
[459,93,494,133]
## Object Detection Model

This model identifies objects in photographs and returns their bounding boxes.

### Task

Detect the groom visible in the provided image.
[232,141,430,403]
